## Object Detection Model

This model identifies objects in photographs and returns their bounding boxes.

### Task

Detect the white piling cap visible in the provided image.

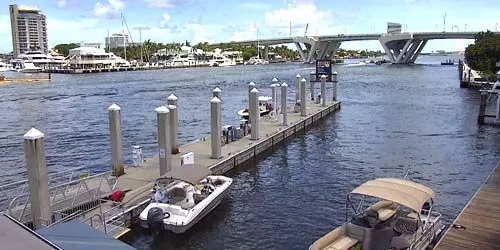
[249,82,256,86]
[250,88,259,93]
[311,71,315,74]
[270,83,276,87]
[321,75,327,79]
[167,94,178,101]
[296,74,301,78]
[108,103,121,111]
[301,78,307,82]
[333,71,338,75]
[281,82,288,87]
[272,78,278,82]
[24,128,44,140]
[167,104,177,110]
[155,106,170,114]
[211,97,221,103]
[213,87,221,92]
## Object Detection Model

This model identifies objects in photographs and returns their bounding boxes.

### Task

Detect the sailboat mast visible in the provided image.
[257,28,260,59]
[121,13,127,61]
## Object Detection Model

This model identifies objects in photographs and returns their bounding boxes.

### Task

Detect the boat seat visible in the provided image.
[167,187,187,204]
[369,200,398,221]
[310,225,358,250]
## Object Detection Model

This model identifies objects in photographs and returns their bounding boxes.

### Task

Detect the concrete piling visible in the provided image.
[213,87,221,99]
[272,78,279,110]
[210,97,222,159]
[108,103,124,176]
[281,82,288,126]
[332,71,338,101]
[248,82,255,108]
[497,95,500,120]
[310,71,315,82]
[295,74,301,103]
[167,105,179,154]
[167,95,179,153]
[250,88,260,140]
[478,91,487,125]
[321,75,326,107]
[155,106,171,176]
[300,78,307,116]
[310,79,315,101]
[23,128,51,229]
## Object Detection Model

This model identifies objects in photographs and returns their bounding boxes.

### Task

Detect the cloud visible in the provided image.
[144,0,177,8]
[159,13,171,28]
[240,2,269,10]
[93,0,125,18]
[47,17,103,45]
[56,0,67,8]
[264,3,342,36]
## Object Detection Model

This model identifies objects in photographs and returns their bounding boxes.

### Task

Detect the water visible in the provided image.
[1,55,499,249]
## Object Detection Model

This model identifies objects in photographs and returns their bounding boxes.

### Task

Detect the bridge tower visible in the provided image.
[379,22,428,64]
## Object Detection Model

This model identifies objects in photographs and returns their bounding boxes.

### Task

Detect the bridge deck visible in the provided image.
[434,161,500,250]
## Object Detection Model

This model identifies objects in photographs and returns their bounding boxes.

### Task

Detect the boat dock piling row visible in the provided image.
[8,72,342,240]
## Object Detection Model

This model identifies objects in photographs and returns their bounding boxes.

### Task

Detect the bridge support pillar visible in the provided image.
[263,45,269,60]
[293,37,341,63]
[379,33,428,64]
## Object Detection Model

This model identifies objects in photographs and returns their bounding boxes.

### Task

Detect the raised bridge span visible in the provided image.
[210,31,482,64]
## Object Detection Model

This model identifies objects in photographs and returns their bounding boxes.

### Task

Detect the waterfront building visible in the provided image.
[105,33,129,49]
[66,47,130,69]
[9,4,48,57]
[79,42,102,49]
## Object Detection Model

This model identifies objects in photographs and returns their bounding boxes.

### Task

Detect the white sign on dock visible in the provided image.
[181,152,195,166]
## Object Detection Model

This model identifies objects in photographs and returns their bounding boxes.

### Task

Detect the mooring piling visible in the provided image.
[156,106,171,176]
[108,103,124,176]
[332,71,338,101]
[213,87,221,99]
[23,128,51,230]
[478,91,487,125]
[281,82,288,126]
[295,74,301,103]
[300,78,307,116]
[210,97,222,159]
[250,88,260,140]
[167,94,179,154]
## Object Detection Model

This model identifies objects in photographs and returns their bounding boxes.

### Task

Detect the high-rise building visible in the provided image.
[9,4,48,57]
[105,33,129,49]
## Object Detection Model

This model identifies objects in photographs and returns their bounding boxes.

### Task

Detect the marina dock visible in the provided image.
[1,74,342,243]
[434,161,500,249]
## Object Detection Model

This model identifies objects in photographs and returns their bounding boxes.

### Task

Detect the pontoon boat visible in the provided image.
[309,178,444,250]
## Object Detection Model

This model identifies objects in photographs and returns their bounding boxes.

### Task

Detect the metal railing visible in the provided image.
[1,167,117,225]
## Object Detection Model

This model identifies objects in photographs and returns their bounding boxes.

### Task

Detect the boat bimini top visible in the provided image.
[349,178,435,213]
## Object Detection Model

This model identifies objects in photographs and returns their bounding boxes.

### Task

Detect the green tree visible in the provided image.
[53,43,80,56]
[465,31,500,77]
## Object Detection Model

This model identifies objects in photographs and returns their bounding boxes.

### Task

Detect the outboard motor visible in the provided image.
[147,207,164,236]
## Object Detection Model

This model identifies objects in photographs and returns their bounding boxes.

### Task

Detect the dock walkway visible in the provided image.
[83,99,342,237]
[434,161,500,249]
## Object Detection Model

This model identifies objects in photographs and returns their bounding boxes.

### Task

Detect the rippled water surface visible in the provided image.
[1,55,499,249]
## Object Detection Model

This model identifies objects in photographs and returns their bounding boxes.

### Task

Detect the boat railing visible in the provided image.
[409,210,442,250]
[3,168,117,225]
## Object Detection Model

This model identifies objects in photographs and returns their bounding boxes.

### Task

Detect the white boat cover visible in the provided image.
[159,164,212,185]
[350,178,435,212]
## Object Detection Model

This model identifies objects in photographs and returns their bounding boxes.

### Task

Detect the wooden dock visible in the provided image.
[434,161,500,250]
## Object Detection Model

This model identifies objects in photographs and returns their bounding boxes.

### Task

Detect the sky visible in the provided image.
[0,0,498,53]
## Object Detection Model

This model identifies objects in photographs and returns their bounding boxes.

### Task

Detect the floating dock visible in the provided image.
[434,161,500,249]
[107,99,342,237]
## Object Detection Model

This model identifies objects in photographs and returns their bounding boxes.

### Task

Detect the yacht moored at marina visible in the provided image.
[209,54,236,67]
[245,56,269,65]
[139,164,232,234]
[309,178,444,250]
[237,96,274,119]
[16,62,42,73]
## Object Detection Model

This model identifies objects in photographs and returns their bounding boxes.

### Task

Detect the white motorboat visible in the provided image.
[139,164,232,234]
[245,56,269,65]
[237,96,274,120]
[17,62,42,73]
[209,54,236,67]
[309,178,444,250]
